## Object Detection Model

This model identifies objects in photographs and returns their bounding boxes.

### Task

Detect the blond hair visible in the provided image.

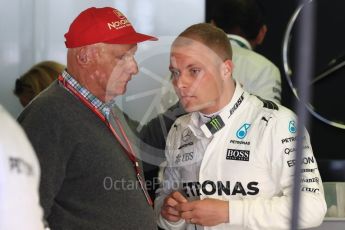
[14,61,65,97]
[173,23,232,61]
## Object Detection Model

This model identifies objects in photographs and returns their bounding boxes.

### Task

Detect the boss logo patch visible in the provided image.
[226,149,250,161]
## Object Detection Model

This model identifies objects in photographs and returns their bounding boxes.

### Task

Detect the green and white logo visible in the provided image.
[210,118,222,130]
[206,115,225,134]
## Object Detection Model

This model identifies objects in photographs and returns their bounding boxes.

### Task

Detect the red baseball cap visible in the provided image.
[64,7,157,48]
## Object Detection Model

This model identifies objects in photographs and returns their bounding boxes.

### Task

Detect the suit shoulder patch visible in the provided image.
[256,96,279,110]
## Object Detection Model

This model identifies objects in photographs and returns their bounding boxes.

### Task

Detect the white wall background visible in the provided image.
[0,0,205,119]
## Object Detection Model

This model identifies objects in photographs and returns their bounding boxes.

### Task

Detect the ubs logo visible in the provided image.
[175,152,194,164]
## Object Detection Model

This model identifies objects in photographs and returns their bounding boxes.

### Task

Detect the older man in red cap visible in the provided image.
[18,7,157,230]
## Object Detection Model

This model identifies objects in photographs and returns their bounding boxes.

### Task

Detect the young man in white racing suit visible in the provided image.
[154,23,326,230]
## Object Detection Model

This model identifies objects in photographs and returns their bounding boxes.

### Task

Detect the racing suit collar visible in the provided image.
[188,105,226,139]
[189,112,206,139]
[197,81,247,138]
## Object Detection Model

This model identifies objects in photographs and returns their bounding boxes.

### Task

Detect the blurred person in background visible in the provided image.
[210,0,281,104]
[14,61,65,107]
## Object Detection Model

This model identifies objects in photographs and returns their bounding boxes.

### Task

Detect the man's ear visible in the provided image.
[76,47,95,66]
[222,59,233,80]
[254,25,267,46]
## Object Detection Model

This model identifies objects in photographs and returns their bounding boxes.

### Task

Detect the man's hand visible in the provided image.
[176,198,229,226]
[161,191,188,222]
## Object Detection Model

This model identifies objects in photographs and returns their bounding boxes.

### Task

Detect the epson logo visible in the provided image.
[226,149,250,161]
[287,156,315,167]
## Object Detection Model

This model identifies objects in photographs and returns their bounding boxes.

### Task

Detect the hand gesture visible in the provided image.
[176,198,229,226]
[161,191,188,222]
